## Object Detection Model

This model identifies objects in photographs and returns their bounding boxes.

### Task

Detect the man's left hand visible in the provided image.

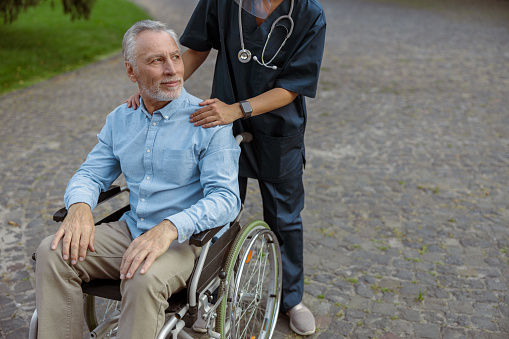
[189,99,243,128]
[120,220,178,279]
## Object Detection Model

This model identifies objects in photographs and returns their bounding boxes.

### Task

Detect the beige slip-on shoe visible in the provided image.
[286,302,316,336]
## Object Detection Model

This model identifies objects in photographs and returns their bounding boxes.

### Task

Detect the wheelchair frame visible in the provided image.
[29,133,283,339]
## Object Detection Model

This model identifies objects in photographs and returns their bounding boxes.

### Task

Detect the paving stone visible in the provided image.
[441,327,466,339]
[470,316,499,331]
[497,318,509,332]
[397,307,420,322]
[2,0,509,338]
[329,319,354,336]
[372,302,397,316]
[473,303,501,317]
[347,296,372,311]
[486,279,508,291]
[414,323,441,339]
[448,300,475,315]
[445,312,470,328]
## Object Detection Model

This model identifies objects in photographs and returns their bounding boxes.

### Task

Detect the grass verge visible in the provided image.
[0,0,150,94]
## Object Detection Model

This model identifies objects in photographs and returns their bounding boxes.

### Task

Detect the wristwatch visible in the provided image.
[239,100,253,119]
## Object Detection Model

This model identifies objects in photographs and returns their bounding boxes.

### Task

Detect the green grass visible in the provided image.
[0,0,149,94]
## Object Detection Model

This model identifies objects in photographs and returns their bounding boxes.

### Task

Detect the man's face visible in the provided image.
[128,30,184,104]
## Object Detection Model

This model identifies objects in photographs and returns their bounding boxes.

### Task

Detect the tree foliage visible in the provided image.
[1,0,96,24]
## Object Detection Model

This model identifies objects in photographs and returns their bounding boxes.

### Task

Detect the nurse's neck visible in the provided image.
[256,0,285,26]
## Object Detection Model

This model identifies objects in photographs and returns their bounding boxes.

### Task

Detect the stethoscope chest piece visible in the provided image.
[238,49,252,63]
[237,0,294,70]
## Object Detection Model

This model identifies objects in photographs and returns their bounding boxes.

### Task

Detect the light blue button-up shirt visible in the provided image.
[64,88,241,243]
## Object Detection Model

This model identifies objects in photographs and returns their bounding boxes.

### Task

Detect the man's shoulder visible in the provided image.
[182,90,203,108]
[107,102,136,118]
[104,103,145,125]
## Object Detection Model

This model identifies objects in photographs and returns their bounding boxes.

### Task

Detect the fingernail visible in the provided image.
[126,273,131,278]
[63,255,68,260]
[79,257,84,262]
[140,269,145,274]
[120,274,125,279]
[71,260,76,265]
[51,245,56,250]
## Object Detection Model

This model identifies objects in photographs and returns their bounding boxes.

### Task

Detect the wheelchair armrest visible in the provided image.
[97,185,125,204]
[53,185,128,222]
[189,226,223,247]
[53,207,68,222]
[188,206,244,247]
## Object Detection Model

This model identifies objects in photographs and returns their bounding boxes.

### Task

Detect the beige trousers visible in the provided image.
[35,221,200,339]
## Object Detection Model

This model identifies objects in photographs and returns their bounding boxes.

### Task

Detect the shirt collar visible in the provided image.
[139,88,189,121]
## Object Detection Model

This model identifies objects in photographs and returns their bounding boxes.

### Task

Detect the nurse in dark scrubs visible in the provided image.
[128,0,326,335]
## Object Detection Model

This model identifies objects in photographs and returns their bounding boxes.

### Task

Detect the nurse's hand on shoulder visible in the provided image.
[126,90,141,110]
[190,98,243,128]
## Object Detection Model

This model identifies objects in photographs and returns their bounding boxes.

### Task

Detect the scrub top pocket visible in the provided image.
[254,130,304,181]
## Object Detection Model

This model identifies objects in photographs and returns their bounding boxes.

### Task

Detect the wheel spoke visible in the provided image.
[217,222,281,339]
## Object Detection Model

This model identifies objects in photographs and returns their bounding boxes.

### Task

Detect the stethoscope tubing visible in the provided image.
[238,0,294,69]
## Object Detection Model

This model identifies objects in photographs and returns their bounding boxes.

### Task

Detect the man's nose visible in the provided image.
[163,61,176,75]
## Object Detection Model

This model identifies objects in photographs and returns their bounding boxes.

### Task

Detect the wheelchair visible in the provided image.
[29,133,283,339]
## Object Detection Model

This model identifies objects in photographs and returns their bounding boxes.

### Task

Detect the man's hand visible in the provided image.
[120,220,179,279]
[189,99,243,128]
[51,202,95,265]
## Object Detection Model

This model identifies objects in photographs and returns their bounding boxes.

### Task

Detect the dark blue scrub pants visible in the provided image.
[239,175,305,314]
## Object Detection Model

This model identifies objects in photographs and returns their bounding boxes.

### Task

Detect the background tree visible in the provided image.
[1,0,96,24]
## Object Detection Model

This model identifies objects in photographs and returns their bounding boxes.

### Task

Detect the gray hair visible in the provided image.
[122,20,180,69]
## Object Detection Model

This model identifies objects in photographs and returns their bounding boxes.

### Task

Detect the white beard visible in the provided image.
[141,77,182,102]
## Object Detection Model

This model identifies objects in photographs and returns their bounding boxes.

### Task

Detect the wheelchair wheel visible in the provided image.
[216,220,282,339]
[84,294,120,338]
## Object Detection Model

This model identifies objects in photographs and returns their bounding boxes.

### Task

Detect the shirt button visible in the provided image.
[141,198,145,202]
[146,176,151,180]
[147,149,151,153]
[165,116,169,119]
[140,218,144,221]
[152,122,156,126]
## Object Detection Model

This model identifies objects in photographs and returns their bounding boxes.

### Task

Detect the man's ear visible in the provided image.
[125,61,138,83]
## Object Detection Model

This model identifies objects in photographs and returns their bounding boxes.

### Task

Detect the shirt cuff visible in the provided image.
[166,212,194,243]
[65,193,96,211]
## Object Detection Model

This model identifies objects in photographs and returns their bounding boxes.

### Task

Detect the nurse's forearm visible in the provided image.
[191,88,298,128]
[182,49,211,81]
[247,88,298,117]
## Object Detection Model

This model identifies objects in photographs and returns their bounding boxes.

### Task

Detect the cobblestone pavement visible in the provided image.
[1,0,509,338]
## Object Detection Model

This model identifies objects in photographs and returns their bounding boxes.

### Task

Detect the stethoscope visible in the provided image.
[237,0,294,70]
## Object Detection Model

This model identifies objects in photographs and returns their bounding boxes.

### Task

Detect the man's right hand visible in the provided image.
[51,202,95,265]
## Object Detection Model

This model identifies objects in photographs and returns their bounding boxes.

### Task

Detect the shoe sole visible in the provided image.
[289,321,315,336]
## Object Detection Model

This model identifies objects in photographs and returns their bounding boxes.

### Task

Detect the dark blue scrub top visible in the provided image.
[181,0,326,182]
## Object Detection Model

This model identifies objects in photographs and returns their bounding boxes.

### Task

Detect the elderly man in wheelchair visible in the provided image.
[29,20,282,339]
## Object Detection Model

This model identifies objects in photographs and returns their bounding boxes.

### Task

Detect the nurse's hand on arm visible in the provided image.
[51,202,95,265]
[190,87,298,128]
[119,220,178,279]
[125,48,211,110]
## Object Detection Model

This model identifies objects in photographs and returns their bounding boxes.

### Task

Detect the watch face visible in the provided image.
[241,101,252,113]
